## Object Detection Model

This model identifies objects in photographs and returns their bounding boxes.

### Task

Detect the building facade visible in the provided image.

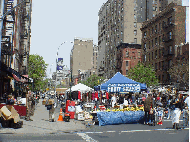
[70,38,94,83]
[92,44,98,75]
[116,43,142,76]
[0,0,32,99]
[141,2,186,85]
[97,0,182,79]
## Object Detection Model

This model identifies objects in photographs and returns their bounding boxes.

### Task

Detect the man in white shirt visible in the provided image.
[111,94,117,108]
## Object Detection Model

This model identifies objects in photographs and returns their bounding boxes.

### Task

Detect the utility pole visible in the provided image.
[69,69,72,100]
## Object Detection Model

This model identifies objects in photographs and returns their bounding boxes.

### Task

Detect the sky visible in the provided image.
[30,0,189,78]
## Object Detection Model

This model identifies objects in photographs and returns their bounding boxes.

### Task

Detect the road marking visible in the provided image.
[163,120,183,121]
[77,133,98,142]
[106,131,116,133]
[85,132,103,134]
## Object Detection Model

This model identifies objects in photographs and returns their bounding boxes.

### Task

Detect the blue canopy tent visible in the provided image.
[100,72,146,93]
[100,72,140,92]
[94,85,100,91]
[140,83,147,90]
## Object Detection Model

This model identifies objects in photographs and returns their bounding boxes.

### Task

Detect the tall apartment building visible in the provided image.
[70,38,94,81]
[141,2,186,86]
[97,0,182,79]
[0,0,32,98]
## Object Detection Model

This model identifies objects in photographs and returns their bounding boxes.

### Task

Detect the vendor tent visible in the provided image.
[100,72,146,93]
[66,83,93,93]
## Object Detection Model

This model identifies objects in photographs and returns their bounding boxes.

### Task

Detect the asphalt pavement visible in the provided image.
[0,99,188,142]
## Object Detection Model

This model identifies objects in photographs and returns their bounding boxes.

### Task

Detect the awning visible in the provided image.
[13,74,29,83]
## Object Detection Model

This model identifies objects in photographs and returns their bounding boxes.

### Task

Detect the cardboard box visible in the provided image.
[0,106,20,123]
[0,106,11,120]
[42,99,47,105]
[48,99,54,105]
[77,113,84,121]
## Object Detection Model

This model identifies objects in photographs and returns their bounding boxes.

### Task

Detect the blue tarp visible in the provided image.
[97,111,145,126]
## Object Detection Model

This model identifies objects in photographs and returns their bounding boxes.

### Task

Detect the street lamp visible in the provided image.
[54,41,73,96]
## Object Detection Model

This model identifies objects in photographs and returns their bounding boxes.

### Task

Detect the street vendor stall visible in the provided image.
[100,72,146,93]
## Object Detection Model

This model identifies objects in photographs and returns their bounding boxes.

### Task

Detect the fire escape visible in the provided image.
[1,0,15,66]
[18,0,31,75]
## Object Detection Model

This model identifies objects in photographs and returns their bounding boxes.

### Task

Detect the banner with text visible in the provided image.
[57,58,63,70]
[107,83,140,93]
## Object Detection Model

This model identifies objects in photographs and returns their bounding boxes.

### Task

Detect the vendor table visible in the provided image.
[0,104,26,116]
[92,111,145,126]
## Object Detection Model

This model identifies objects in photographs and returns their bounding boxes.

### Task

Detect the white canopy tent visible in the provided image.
[66,83,93,93]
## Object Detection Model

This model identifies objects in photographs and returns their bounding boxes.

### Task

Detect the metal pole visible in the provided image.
[0,0,5,97]
[54,58,57,95]
[69,69,72,100]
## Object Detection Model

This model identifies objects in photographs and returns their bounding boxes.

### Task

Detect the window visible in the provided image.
[148,53,150,61]
[159,49,161,58]
[169,31,172,39]
[134,30,137,36]
[159,62,161,69]
[159,23,161,32]
[162,61,164,70]
[152,39,154,47]
[134,38,137,44]
[126,61,129,67]
[155,38,157,45]
[144,43,146,51]
[155,63,157,70]
[126,51,129,57]
[149,41,151,49]
[159,36,161,45]
[144,55,146,61]
[138,52,141,58]
[134,22,137,28]
[126,70,128,75]
[162,48,165,56]
[152,27,154,34]
[169,46,172,54]
[144,32,147,38]
[168,60,172,68]
[155,50,157,59]
[168,17,172,24]
[155,25,157,33]
[152,52,154,60]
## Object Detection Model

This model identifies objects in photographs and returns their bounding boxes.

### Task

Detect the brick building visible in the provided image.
[140,2,187,85]
[116,43,142,76]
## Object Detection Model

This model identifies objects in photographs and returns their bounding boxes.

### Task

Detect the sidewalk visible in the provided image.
[0,99,87,134]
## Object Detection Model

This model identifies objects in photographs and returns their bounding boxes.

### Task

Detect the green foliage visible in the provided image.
[28,54,48,91]
[128,63,159,87]
[78,74,105,88]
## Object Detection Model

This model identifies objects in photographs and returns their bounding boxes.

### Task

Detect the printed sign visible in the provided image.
[107,84,140,92]
[57,58,63,70]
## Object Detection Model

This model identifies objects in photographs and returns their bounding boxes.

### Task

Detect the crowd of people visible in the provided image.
[99,91,189,129]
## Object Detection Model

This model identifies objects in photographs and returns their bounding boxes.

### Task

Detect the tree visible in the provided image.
[168,59,189,87]
[78,74,105,88]
[128,63,159,87]
[28,54,48,91]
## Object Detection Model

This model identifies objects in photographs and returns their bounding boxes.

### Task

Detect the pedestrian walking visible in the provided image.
[144,94,153,125]
[167,94,172,119]
[171,94,183,130]
[26,91,33,121]
[157,106,164,125]
[183,94,189,128]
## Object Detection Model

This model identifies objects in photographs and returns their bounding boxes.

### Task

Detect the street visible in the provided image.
[0,127,188,142]
[0,100,188,142]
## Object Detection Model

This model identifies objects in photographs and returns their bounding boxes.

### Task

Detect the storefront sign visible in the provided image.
[107,84,140,92]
